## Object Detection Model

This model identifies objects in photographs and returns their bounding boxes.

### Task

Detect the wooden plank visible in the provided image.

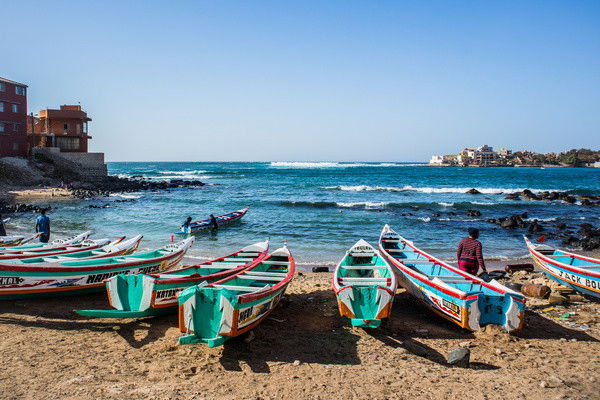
[238,275,281,282]
[212,284,261,292]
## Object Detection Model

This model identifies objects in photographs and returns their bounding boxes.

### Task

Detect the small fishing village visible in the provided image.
[2,2,600,400]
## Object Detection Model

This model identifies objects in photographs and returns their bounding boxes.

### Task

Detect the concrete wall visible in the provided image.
[32,147,107,178]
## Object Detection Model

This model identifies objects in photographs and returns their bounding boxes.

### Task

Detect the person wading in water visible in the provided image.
[457,228,487,276]
[35,209,51,243]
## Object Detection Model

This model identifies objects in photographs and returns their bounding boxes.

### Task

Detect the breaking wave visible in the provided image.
[269,162,420,168]
[322,185,559,194]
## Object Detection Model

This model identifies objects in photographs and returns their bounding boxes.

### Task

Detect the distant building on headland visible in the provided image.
[0,77,28,157]
[28,105,92,152]
[0,76,107,178]
[429,145,600,168]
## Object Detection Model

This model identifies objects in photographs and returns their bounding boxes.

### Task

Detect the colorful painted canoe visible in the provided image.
[0,237,194,299]
[333,239,398,328]
[379,225,525,332]
[0,233,41,248]
[0,235,142,266]
[76,240,270,318]
[0,236,120,260]
[178,246,294,347]
[525,237,600,298]
[0,231,91,254]
[179,207,249,234]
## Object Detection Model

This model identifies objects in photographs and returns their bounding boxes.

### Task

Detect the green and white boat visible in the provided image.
[0,237,194,299]
[332,239,398,328]
[0,231,91,254]
[0,235,143,266]
[75,240,270,318]
[178,246,294,347]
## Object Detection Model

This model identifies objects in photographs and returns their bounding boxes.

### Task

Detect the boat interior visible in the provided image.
[540,249,600,270]
[156,250,264,278]
[337,251,393,288]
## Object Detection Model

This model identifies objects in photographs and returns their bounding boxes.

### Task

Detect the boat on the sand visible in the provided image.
[0,233,42,248]
[332,239,397,328]
[179,207,249,234]
[379,225,525,332]
[0,231,92,254]
[0,236,123,261]
[0,237,194,299]
[0,235,142,266]
[525,236,600,298]
[178,245,294,347]
[76,240,270,318]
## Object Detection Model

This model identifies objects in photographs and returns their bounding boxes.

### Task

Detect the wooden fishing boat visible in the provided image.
[525,237,600,298]
[76,240,270,318]
[0,235,142,266]
[179,207,249,234]
[0,236,121,260]
[0,231,92,254]
[0,233,41,248]
[1,218,10,225]
[332,239,397,328]
[0,237,194,299]
[178,246,294,347]
[379,225,525,332]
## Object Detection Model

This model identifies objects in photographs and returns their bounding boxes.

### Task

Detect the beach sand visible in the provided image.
[0,187,74,203]
[0,271,598,400]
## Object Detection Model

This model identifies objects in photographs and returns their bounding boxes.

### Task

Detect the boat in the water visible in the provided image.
[0,236,122,260]
[379,225,525,332]
[178,246,294,347]
[0,235,142,266]
[179,207,249,234]
[76,240,270,318]
[525,236,600,298]
[0,231,92,254]
[332,239,397,328]
[0,237,194,299]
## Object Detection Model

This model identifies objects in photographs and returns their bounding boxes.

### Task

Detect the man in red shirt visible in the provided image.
[457,228,487,276]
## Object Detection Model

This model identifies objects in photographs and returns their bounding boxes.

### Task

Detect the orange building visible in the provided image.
[28,105,92,152]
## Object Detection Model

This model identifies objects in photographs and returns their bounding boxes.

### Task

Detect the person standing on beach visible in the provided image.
[0,214,6,236]
[457,228,487,276]
[35,209,51,243]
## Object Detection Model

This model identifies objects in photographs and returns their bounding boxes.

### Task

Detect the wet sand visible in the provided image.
[0,271,598,400]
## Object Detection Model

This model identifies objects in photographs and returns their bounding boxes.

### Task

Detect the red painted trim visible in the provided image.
[526,241,600,279]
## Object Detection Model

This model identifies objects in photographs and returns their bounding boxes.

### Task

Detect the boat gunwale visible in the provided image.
[188,207,249,230]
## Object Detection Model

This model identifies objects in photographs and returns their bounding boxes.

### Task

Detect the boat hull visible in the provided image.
[528,250,600,298]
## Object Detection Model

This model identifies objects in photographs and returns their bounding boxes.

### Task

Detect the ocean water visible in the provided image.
[6,162,600,268]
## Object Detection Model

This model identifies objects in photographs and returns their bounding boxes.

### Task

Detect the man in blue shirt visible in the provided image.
[35,209,51,243]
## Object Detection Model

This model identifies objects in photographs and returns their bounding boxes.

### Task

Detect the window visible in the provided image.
[11,104,18,113]
[63,123,69,130]
[13,123,19,132]
[0,82,5,91]
[0,122,4,132]
[0,102,3,112]
[15,86,26,96]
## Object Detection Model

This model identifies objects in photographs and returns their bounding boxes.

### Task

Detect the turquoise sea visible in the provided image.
[5,162,600,268]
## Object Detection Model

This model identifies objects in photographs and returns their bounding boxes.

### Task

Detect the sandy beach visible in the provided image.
[0,270,598,400]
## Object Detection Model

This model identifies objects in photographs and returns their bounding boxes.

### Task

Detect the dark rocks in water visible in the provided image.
[520,212,528,219]
[0,203,51,214]
[555,222,567,230]
[527,220,544,233]
[466,209,481,217]
[447,348,470,367]
[68,175,206,199]
[87,204,110,209]
[312,267,329,273]
[410,206,420,211]
[521,189,540,201]
[505,192,521,200]
[465,188,481,195]
[562,235,580,246]
[580,199,593,207]
[447,211,457,216]
[431,212,440,217]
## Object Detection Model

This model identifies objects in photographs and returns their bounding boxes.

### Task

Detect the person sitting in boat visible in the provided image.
[457,228,487,276]
[0,214,6,236]
[209,214,218,231]
[35,209,51,243]
[181,216,193,233]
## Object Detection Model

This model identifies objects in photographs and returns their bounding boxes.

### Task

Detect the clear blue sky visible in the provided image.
[3,1,599,161]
